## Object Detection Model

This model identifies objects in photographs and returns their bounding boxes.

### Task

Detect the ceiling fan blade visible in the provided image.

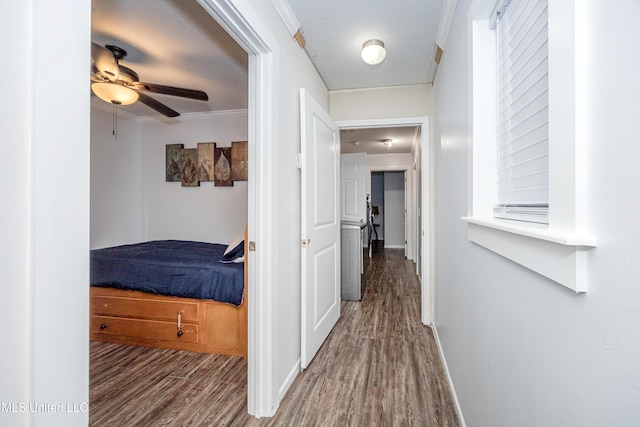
[132,82,209,101]
[91,43,119,81]
[135,91,180,117]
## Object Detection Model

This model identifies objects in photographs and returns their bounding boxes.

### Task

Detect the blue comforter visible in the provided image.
[90,240,244,306]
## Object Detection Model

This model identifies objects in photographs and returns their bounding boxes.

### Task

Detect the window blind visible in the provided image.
[494,0,549,224]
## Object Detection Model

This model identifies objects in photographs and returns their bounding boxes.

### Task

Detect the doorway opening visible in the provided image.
[370,170,407,255]
[336,117,431,325]
[88,0,278,419]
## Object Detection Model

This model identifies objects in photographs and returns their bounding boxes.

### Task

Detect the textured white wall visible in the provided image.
[1,1,91,426]
[90,109,144,249]
[90,109,249,248]
[140,111,248,245]
[433,0,640,425]
[1,2,36,426]
[330,84,431,121]
[31,1,91,422]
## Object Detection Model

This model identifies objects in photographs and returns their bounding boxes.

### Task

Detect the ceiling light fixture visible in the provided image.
[91,82,140,139]
[361,39,386,65]
[91,82,139,105]
[382,139,393,146]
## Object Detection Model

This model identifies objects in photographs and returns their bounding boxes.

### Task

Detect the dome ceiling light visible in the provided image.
[91,82,139,105]
[361,39,386,65]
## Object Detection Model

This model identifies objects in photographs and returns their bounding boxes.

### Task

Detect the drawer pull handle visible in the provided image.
[100,323,108,330]
[177,310,183,337]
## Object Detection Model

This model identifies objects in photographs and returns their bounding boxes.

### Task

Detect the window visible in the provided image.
[494,0,549,224]
[463,0,595,293]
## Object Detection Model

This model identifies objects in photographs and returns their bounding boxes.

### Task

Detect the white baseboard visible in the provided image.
[279,358,301,400]
[431,324,466,427]
[383,244,405,249]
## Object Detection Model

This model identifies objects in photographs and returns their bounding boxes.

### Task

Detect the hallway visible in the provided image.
[90,248,459,426]
[266,248,459,425]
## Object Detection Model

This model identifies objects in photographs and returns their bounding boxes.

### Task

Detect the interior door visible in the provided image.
[300,89,341,369]
[340,153,366,224]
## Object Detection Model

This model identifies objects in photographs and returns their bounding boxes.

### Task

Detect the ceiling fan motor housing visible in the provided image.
[105,44,128,61]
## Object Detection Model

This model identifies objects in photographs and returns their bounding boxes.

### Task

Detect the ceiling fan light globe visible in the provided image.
[361,39,386,65]
[91,82,139,105]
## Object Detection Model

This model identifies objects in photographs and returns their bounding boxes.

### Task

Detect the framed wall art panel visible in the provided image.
[197,142,215,182]
[166,144,184,182]
[181,148,200,187]
[214,147,233,186]
[231,140,248,181]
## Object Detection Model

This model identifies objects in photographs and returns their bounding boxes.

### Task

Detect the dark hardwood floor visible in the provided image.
[90,247,459,426]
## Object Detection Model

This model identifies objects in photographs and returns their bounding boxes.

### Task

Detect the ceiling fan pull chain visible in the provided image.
[112,103,118,140]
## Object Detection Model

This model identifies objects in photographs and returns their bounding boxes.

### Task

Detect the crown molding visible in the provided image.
[436,0,458,50]
[269,0,301,37]
[136,109,248,123]
[91,99,248,123]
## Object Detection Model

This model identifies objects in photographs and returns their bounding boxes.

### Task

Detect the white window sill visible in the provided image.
[461,217,596,293]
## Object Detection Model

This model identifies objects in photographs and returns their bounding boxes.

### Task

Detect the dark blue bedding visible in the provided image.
[90,240,244,306]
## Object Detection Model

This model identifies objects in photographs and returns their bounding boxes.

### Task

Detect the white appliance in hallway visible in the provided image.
[340,153,366,300]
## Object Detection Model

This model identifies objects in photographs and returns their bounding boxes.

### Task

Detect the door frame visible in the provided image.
[335,117,432,325]
[369,169,408,254]
[197,0,278,417]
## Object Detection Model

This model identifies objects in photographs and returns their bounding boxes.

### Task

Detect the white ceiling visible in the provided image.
[340,126,420,155]
[287,0,444,91]
[91,0,248,118]
[91,0,441,153]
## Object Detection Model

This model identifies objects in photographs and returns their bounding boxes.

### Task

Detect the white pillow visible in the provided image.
[220,231,245,263]
[224,233,244,256]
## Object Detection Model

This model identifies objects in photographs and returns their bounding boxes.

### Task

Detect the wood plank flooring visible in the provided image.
[90,248,459,426]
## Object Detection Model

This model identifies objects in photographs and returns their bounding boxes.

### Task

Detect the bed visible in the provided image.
[89,226,248,358]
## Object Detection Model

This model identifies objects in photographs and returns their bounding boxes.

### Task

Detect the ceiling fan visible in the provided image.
[90,43,209,117]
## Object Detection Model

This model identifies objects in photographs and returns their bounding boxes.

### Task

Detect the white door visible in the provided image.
[300,89,341,369]
[340,153,366,224]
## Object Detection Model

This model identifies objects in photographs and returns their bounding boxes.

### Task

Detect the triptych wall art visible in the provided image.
[166,141,248,187]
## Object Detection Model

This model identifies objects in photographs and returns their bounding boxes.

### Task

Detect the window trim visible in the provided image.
[464,0,595,293]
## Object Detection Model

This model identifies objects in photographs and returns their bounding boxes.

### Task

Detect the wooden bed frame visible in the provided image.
[90,227,248,358]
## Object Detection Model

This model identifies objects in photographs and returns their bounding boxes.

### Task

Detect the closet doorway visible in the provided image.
[370,170,407,255]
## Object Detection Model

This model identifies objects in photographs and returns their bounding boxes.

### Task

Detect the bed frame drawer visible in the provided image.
[92,291,199,323]
[92,315,199,344]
